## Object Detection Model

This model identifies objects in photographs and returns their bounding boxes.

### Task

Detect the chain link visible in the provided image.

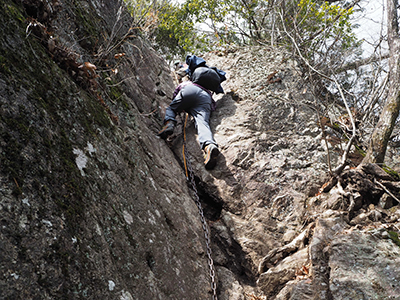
[182,114,218,300]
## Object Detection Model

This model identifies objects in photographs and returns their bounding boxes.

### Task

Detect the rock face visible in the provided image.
[1,0,210,299]
[198,49,400,299]
[1,1,400,300]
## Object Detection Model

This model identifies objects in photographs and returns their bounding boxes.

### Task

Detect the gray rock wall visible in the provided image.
[197,48,400,299]
[0,0,211,299]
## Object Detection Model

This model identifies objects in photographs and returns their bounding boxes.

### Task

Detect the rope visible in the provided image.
[182,113,189,179]
[181,113,218,300]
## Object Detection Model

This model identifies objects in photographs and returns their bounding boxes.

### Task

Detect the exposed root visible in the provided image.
[317,163,399,218]
[258,222,315,274]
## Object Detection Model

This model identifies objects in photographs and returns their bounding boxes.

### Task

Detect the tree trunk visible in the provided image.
[362,0,400,164]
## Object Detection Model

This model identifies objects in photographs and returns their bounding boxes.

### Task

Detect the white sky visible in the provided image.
[352,0,387,56]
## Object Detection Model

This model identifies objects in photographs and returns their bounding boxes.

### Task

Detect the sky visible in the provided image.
[352,0,387,56]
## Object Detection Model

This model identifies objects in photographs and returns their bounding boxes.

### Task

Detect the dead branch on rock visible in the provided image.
[245,293,266,300]
[317,163,399,224]
[258,223,314,274]
[358,163,395,180]
[374,179,400,204]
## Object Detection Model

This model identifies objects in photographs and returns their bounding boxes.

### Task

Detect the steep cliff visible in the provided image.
[1,0,210,299]
[1,1,400,300]
[197,50,400,299]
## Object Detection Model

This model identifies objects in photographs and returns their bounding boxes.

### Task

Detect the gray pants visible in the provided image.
[164,84,217,149]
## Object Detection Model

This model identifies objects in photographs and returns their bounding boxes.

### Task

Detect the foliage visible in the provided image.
[123,0,360,66]
[124,0,212,59]
[124,0,160,34]
[154,1,211,59]
[281,0,360,67]
[197,0,267,43]
[182,0,272,45]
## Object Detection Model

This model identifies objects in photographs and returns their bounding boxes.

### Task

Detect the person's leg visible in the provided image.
[158,91,187,139]
[164,93,183,123]
[190,107,216,149]
[185,87,219,169]
[179,85,217,149]
[161,85,220,169]
[203,143,219,169]
[192,108,219,169]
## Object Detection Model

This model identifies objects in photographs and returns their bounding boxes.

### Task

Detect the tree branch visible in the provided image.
[335,53,390,73]
[300,0,362,47]
[279,11,357,176]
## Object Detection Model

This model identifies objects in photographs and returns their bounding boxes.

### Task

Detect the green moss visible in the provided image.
[388,231,400,247]
[109,84,130,111]
[331,122,341,131]
[90,99,115,131]
[0,55,11,74]
[4,3,25,23]
[382,165,400,181]
[354,144,366,157]
[109,85,123,101]
[72,0,102,51]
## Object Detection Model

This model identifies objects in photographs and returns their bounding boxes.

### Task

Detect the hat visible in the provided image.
[176,68,187,78]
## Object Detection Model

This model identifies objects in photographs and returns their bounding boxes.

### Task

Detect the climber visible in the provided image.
[158,56,225,170]
[174,60,184,71]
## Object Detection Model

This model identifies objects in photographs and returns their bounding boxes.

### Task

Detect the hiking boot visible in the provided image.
[157,121,175,139]
[204,143,219,170]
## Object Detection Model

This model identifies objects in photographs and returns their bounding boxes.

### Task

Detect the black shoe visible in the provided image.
[157,121,175,139]
[204,144,219,169]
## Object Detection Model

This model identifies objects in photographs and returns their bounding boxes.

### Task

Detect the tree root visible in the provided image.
[258,223,315,274]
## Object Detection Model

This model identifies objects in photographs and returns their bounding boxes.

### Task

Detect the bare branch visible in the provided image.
[278,10,357,176]
[332,77,357,175]
[300,0,362,47]
[335,53,390,73]
[374,179,400,203]
[362,72,389,122]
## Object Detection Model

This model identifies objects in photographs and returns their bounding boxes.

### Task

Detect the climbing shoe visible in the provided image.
[204,143,219,170]
[157,121,175,139]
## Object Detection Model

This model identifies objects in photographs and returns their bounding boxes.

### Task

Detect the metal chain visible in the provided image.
[182,114,218,300]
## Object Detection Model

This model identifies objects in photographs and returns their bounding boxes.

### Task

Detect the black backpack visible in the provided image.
[191,66,221,93]
[186,55,226,94]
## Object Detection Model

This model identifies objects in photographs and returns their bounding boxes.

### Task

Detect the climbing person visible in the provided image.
[174,60,184,71]
[175,67,189,84]
[158,55,226,170]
